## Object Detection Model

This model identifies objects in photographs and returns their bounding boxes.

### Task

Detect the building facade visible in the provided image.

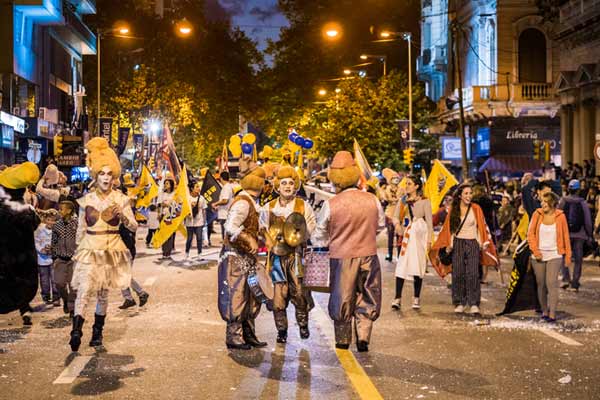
[418,0,563,174]
[418,0,450,102]
[0,0,96,166]
[553,0,600,166]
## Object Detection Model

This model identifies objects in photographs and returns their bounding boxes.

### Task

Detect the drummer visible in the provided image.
[217,163,268,350]
[260,166,317,344]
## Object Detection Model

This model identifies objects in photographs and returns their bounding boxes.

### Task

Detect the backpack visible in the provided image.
[563,201,584,233]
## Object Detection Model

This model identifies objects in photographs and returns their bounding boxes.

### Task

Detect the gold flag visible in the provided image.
[129,165,159,209]
[151,166,192,248]
[424,160,459,213]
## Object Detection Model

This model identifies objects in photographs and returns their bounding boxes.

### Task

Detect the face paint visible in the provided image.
[278,178,296,199]
[97,166,113,193]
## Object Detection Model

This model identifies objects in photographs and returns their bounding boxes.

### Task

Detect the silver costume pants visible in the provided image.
[218,252,261,345]
[272,255,314,332]
[74,286,109,316]
[328,256,382,345]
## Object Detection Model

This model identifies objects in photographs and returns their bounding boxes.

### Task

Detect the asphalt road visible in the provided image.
[1,229,600,399]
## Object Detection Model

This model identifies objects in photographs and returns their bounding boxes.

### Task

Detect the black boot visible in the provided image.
[138,292,149,307]
[242,321,267,348]
[356,340,369,352]
[69,315,85,352]
[226,342,252,350]
[276,329,288,344]
[89,314,105,347]
[299,325,310,339]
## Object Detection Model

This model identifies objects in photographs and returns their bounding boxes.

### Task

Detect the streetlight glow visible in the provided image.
[335,88,341,93]
[318,88,327,96]
[176,18,193,37]
[380,31,391,38]
[150,121,161,134]
[326,29,339,38]
[360,54,368,60]
[323,22,342,40]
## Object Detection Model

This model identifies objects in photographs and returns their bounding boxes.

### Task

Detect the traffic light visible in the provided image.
[533,141,540,160]
[53,135,63,156]
[544,140,551,162]
[403,148,414,166]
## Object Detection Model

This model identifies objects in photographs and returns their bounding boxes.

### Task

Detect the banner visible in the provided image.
[200,172,222,225]
[117,127,130,155]
[99,118,113,144]
[152,166,191,248]
[129,165,159,217]
[498,241,540,315]
[424,159,459,213]
[132,134,144,171]
[160,124,181,181]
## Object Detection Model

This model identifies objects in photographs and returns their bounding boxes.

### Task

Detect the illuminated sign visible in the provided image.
[0,111,25,133]
[441,136,470,160]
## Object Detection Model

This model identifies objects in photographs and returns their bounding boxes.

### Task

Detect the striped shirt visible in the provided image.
[51,216,78,259]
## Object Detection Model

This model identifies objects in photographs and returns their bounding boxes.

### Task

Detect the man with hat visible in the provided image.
[260,166,316,344]
[559,179,593,292]
[218,163,269,350]
[0,162,41,326]
[36,164,70,210]
[312,151,385,352]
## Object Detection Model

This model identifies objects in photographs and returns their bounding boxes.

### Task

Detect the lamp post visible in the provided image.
[360,54,387,76]
[379,30,413,171]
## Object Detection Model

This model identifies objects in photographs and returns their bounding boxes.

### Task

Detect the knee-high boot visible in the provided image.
[89,314,105,347]
[69,315,85,352]
[242,320,267,348]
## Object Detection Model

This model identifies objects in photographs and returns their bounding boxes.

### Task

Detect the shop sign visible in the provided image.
[56,154,83,166]
[441,136,471,161]
[0,111,25,134]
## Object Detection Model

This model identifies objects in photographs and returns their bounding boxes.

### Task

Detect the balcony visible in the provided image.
[454,83,554,109]
[512,83,553,101]
[560,0,600,27]
[51,3,96,55]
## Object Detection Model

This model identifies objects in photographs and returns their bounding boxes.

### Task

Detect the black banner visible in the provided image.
[99,118,113,145]
[117,127,130,155]
[497,241,540,315]
[200,172,221,225]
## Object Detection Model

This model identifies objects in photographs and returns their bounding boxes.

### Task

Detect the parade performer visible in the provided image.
[391,175,433,310]
[36,164,70,210]
[312,151,385,352]
[69,138,137,351]
[260,166,316,343]
[382,169,402,261]
[218,164,268,350]
[0,162,41,326]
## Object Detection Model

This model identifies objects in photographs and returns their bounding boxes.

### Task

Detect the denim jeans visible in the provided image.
[186,226,203,255]
[562,238,584,288]
[38,264,58,300]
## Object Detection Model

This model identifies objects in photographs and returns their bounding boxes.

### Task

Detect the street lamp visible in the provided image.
[343,69,352,75]
[97,21,132,136]
[175,18,193,38]
[318,88,327,96]
[360,54,387,76]
[323,22,342,40]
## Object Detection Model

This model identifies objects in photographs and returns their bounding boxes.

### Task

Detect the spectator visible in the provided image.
[558,179,593,292]
[522,178,561,218]
[497,195,515,253]
[51,198,78,315]
[34,209,59,305]
[211,171,235,242]
[528,192,571,323]
[185,181,207,260]
[146,204,159,248]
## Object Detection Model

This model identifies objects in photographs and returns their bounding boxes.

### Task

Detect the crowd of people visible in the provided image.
[0,144,598,354]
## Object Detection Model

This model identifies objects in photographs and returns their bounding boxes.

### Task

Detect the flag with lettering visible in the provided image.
[129,165,159,221]
[152,166,191,248]
[200,171,221,225]
[424,159,459,213]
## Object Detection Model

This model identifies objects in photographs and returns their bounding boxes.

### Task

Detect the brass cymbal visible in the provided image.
[268,218,293,256]
[283,212,307,248]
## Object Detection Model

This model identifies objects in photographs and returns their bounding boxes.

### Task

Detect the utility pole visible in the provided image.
[451,20,469,181]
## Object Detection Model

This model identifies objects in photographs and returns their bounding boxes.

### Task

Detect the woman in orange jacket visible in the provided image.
[430,184,498,314]
[527,192,572,323]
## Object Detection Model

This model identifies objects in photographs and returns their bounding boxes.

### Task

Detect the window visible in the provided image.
[518,28,546,83]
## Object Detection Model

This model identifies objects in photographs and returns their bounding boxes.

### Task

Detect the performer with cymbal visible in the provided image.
[260,166,316,344]
[312,151,385,352]
[218,162,269,350]
[68,138,138,352]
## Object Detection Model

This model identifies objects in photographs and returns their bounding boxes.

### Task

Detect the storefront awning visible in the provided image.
[478,156,543,174]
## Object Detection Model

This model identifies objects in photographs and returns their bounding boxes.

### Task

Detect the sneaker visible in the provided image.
[454,304,465,313]
[52,299,61,307]
[43,297,52,305]
[412,298,421,309]
[567,287,579,292]
[560,282,569,289]
[138,292,149,307]
[185,253,191,260]
[391,298,401,310]
[468,305,480,314]
[118,298,136,309]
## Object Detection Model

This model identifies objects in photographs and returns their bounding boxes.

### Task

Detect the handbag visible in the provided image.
[440,204,471,265]
[303,247,330,292]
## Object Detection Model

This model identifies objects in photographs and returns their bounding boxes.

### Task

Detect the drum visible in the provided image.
[303,248,330,293]
[247,263,274,311]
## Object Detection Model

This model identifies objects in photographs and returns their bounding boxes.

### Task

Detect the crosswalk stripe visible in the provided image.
[53,356,92,384]
[538,328,583,346]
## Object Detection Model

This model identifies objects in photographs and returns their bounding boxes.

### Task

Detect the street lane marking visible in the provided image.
[143,276,157,286]
[538,328,583,346]
[312,302,384,400]
[53,356,92,384]
[197,319,225,326]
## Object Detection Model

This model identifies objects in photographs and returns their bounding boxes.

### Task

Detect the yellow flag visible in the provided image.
[424,160,459,213]
[130,165,159,209]
[152,166,192,248]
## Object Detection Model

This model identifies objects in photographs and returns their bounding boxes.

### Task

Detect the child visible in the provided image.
[51,198,78,315]
[146,204,159,248]
[35,209,59,305]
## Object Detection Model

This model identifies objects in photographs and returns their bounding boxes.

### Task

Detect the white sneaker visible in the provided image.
[468,305,480,314]
[412,298,421,309]
[391,298,401,310]
[454,304,465,313]
[185,253,191,260]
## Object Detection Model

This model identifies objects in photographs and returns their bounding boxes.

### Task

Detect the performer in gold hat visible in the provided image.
[260,166,316,344]
[312,151,385,352]
[68,137,138,352]
[218,162,269,350]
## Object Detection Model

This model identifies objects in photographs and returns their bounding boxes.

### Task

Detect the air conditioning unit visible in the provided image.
[39,107,47,120]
